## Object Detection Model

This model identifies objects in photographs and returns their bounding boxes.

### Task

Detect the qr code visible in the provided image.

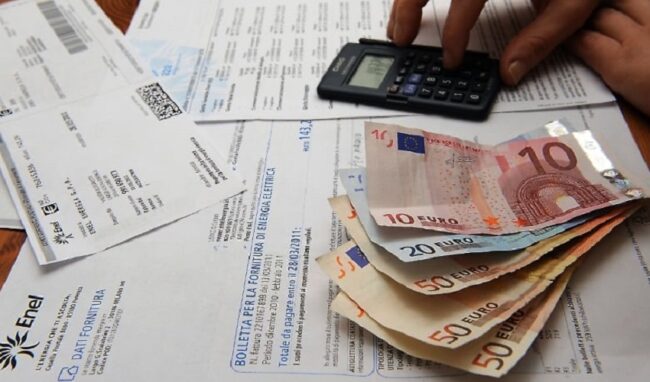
[136,83,182,121]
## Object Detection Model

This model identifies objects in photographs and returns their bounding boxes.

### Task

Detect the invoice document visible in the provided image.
[1,103,648,381]
[126,0,614,121]
[0,0,245,264]
[127,0,401,121]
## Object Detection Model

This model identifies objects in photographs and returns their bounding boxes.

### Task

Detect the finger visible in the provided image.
[442,0,487,68]
[530,0,548,12]
[611,0,650,26]
[591,7,640,43]
[387,0,400,40]
[568,30,621,84]
[500,1,600,85]
[391,0,429,46]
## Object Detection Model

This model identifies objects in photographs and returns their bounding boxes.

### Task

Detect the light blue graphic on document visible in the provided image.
[131,39,232,115]
[130,39,203,111]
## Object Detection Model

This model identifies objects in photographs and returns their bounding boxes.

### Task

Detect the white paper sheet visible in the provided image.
[0,0,245,264]
[126,0,614,122]
[0,209,248,381]
[2,103,647,380]
[0,0,146,116]
[126,0,402,121]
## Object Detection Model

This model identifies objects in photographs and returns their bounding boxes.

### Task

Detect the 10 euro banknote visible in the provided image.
[365,121,646,235]
[340,168,590,261]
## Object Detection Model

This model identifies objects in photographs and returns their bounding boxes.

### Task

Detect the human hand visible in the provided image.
[569,0,650,116]
[386,0,600,85]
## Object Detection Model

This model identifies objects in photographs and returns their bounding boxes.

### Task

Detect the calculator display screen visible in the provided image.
[347,55,394,89]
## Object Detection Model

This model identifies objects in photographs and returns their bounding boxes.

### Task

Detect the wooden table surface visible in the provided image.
[0,0,649,289]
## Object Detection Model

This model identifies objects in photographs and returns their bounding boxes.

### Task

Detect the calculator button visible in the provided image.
[430,65,442,74]
[474,59,488,70]
[459,70,473,79]
[440,78,454,88]
[450,92,465,102]
[443,69,458,77]
[419,87,433,98]
[414,63,427,73]
[403,59,413,67]
[467,93,481,104]
[420,54,432,63]
[472,82,486,92]
[434,89,449,100]
[402,84,418,96]
[387,84,400,94]
[407,51,416,59]
[407,73,423,84]
[424,76,438,86]
[399,67,408,75]
[394,75,404,84]
[455,80,469,90]
[475,71,489,81]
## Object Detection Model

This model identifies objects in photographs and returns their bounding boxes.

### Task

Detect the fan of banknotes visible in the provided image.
[317,120,647,377]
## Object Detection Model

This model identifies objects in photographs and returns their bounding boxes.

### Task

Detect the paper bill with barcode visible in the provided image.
[1,108,650,381]
[0,0,245,264]
[126,0,614,122]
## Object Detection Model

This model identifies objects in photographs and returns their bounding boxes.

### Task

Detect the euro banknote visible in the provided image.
[329,194,633,295]
[317,205,635,348]
[331,262,573,378]
[340,167,591,261]
[365,121,646,235]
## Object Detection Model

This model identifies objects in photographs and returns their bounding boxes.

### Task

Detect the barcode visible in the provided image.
[37,1,87,55]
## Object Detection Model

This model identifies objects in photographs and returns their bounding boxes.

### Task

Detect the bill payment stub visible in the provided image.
[0,0,245,264]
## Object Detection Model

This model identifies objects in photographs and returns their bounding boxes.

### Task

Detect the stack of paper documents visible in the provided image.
[0,0,649,381]
[0,0,245,264]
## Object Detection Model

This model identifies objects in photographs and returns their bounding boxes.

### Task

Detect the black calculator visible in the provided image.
[317,38,500,120]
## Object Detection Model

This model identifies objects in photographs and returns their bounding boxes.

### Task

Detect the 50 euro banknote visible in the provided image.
[365,121,647,235]
[317,204,636,349]
[329,194,633,295]
[331,263,574,378]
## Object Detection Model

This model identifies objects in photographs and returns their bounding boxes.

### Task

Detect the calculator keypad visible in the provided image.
[424,76,437,86]
[468,94,482,104]
[450,92,464,102]
[419,87,433,98]
[391,50,493,109]
[388,84,400,94]
[317,41,499,120]
[407,74,423,84]
[402,84,418,96]
[434,89,449,100]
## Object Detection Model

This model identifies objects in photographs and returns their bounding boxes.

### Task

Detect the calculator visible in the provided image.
[317,38,500,120]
